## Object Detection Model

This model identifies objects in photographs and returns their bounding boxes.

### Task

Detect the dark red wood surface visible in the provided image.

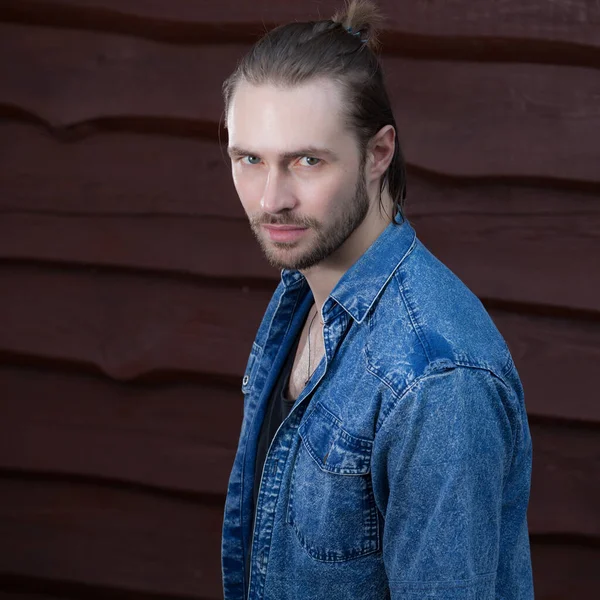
[1,125,598,312]
[0,479,223,599]
[0,266,598,422]
[2,24,599,182]
[0,1,599,599]
[0,366,241,496]
[1,365,597,536]
[2,0,599,58]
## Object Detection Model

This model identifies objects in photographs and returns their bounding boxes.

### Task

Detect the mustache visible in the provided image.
[250,213,318,228]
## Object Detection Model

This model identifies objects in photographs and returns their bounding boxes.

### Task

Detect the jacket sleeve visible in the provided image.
[370,365,527,599]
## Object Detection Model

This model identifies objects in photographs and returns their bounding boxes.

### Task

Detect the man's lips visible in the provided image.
[262,224,308,242]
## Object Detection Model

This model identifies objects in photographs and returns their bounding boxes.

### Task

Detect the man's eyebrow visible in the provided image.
[227,146,251,158]
[227,145,338,160]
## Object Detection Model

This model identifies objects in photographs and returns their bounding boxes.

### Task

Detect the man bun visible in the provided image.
[223,0,407,220]
[332,0,384,52]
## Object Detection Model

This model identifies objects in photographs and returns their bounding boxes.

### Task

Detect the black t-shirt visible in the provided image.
[246,334,300,585]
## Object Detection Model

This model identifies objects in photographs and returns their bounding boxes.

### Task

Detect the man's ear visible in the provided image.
[365,125,396,184]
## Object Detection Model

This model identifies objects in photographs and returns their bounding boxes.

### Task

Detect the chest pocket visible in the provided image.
[287,402,381,562]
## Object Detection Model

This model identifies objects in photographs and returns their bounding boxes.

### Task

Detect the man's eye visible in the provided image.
[243,156,261,165]
[299,156,321,167]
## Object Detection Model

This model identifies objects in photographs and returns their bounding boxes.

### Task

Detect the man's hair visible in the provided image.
[222,0,407,222]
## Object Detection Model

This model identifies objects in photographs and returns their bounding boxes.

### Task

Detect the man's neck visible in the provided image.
[300,200,394,315]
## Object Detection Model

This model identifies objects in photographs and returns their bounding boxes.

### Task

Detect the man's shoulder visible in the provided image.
[366,238,513,396]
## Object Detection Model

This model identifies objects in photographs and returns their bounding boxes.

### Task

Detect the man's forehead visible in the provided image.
[226,79,351,152]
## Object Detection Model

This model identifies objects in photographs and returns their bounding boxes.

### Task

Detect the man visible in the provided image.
[220,2,534,598]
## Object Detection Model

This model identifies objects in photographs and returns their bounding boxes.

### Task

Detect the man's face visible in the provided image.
[226,78,369,271]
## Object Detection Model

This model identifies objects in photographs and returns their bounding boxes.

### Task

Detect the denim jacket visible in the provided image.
[222,217,534,599]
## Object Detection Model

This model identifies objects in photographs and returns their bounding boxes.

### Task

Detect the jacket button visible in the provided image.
[242,375,249,386]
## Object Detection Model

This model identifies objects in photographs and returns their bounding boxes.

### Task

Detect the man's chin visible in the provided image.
[258,243,320,271]
[262,248,304,271]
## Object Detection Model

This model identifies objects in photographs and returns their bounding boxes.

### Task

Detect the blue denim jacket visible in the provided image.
[222,218,534,599]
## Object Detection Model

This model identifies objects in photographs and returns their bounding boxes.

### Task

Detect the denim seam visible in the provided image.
[391,570,496,588]
[366,360,407,405]
[395,267,433,363]
[305,402,374,446]
[375,363,517,485]
[369,366,438,432]
[283,283,308,340]
[452,354,508,383]
[330,227,417,324]
[258,412,301,597]
[355,230,417,324]
[287,433,380,563]
[500,350,516,380]
[299,404,373,475]
[239,287,289,592]
[452,360,519,481]
[375,364,502,433]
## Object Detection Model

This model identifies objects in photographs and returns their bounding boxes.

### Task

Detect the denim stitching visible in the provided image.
[395,267,433,362]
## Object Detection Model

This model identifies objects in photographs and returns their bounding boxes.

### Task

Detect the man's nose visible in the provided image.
[260,169,296,214]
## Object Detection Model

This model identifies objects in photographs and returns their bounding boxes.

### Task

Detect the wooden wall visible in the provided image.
[0,1,599,598]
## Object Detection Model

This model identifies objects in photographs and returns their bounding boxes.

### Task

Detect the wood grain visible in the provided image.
[1,125,599,312]
[0,367,241,496]
[0,478,222,599]
[0,214,271,280]
[1,364,598,537]
[1,0,599,54]
[528,422,600,538]
[4,123,599,217]
[1,209,598,313]
[0,123,240,217]
[0,595,66,600]
[493,310,600,424]
[0,0,598,597]
[530,538,600,598]
[0,265,599,423]
[1,25,599,182]
[0,265,273,381]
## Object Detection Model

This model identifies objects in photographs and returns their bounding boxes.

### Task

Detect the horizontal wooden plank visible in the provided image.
[531,538,600,599]
[0,264,599,421]
[0,478,222,599]
[0,540,598,600]
[4,123,599,218]
[386,59,600,183]
[1,364,598,537]
[1,0,599,52]
[0,588,213,600]
[0,23,241,129]
[2,546,598,600]
[0,214,272,280]
[493,309,600,424]
[528,422,600,538]
[412,211,599,314]
[0,265,272,381]
[0,595,66,600]
[1,125,599,312]
[1,208,598,312]
[1,25,599,182]
[0,367,241,495]
[0,123,242,217]
[0,593,80,600]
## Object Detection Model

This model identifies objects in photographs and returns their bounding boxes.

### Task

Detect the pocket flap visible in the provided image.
[298,403,373,475]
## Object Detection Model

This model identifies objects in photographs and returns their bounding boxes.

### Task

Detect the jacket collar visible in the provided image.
[281,216,416,324]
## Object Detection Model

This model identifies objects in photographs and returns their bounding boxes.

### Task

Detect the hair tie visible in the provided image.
[346,25,368,44]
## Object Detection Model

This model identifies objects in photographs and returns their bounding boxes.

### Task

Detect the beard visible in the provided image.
[248,174,370,271]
